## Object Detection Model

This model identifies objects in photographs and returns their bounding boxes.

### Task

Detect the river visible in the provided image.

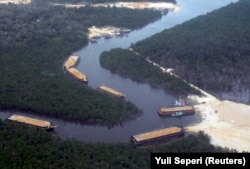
[0,0,238,143]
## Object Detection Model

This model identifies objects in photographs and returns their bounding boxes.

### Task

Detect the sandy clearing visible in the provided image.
[186,94,250,152]
[0,0,30,4]
[52,2,181,41]
[52,2,181,12]
[3,0,249,152]
[92,2,181,12]
[143,57,250,152]
[87,26,124,39]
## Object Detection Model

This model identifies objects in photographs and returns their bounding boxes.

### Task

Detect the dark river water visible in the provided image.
[0,0,238,143]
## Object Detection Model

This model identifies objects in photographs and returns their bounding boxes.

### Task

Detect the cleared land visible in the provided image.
[0,0,30,4]
[145,58,250,152]
[186,93,250,152]
[92,2,181,12]
[3,0,248,152]
[52,2,181,40]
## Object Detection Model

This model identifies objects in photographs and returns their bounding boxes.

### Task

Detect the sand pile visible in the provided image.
[186,95,250,152]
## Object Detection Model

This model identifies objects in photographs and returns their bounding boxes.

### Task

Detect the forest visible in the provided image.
[130,0,250,102]
[0,0,243,168]
[0,0,174,126]
[100,48,201,96]
[0,120,237,169]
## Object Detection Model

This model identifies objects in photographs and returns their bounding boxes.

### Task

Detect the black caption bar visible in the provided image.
[151,153,250,169]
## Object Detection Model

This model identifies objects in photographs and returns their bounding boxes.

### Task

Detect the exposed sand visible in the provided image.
[4,0,249,152]
[0,0,30,4]
[143,57,250,152]
[87,26,123,39]
[158,61,250,152]
[186,94,250,152]
[92,2,181,12]
[53,1,181,41]
[52,2,181,12]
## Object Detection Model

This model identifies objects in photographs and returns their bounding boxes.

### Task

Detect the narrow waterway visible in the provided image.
[0,0,238,143]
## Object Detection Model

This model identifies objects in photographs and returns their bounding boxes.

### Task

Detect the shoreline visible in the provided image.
[186,94,250,152]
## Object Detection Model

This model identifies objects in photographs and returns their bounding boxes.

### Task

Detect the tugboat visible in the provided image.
[158,97,195,117]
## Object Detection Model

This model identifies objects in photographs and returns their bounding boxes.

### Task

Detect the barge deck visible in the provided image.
[158,105,195,116]
[64,55,80,69]
[131,126,184,145]
[98,85,126,98]
[8,114,57,130]
[67,67,88,82]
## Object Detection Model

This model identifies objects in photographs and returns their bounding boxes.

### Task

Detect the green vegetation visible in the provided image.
[131,0,250,97]
[0,1,170,125]
[0,120,236,169]
[100,48,201,96]
[1,1,246,168]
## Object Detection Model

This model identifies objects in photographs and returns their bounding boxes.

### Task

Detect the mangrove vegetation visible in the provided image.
[130,0,250,102]
[0,119,236,169]
[0,0,170,125]
[100,48,201,96]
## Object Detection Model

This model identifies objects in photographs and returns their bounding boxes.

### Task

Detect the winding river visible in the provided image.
[0,0,238,143]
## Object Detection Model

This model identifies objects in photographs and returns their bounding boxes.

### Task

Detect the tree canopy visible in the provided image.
[131,0,250,102]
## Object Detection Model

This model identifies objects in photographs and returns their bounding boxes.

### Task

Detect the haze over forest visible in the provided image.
[0,0,249,168]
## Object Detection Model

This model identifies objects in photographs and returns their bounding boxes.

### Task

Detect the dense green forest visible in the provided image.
[0,120,236,169]
[100,48,201,96]
[0,1,244,168]
[130,0,250,102]
[0,0,172,126]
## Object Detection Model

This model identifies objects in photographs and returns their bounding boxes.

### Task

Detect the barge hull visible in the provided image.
[67,68,88,82]
[98,85,125,97]
[8,114,56,130]
[131,126,184,146]
[158,105,195,116]
[64,55,80,69]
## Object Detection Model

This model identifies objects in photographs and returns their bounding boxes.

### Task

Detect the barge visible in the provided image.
[98,85,126,98]
[8,114,57,130]
[158,105,195,116]
[131,126,184,146]
[64,55,80,69]
[67,67,88,82]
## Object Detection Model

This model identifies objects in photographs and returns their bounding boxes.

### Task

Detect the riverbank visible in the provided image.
[0,0,30,4]
[53,2,181,12]
[92,2,181,12]
[143,52,250,152]
[186,94,250,152]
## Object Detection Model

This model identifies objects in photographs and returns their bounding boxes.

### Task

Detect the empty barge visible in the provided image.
[98,85,126,98]
[67,67,88,82]
[8,114,57,130]
[158,105,195,117]
[131,126,184,146]
[64,55,80,69]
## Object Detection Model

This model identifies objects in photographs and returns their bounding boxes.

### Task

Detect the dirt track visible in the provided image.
[145,58,250,152]
[3,0,249,152]
[186,95,250,152]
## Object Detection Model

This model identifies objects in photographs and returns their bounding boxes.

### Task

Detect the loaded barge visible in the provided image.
[63,55,88,83]
[67,67,88,83]
[131,126,184,146]
[64,55,80,69]
[8,114,57,130]
[98,85,126,98]
[158,105,195,117]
